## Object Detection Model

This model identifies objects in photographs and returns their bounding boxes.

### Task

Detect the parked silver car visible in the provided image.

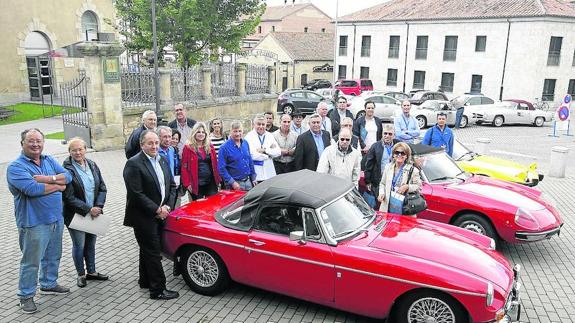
[409,100,458,128]
[474,100,554,127]
[348,95,401,121]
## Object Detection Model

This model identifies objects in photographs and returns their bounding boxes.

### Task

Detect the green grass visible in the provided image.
[0,103,68,125]
[45,131,65,140]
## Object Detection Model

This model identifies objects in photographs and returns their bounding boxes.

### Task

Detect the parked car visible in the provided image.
[303,79,332,91]
[163,170,521,322]
[453,138,543,186]
[348,94,401,120]
[475,99,554,127]
[451,94,496,128]
[409,91,449,106]
[384,91,410,101]
[363,144,562,245]
[334,79,373,96]
[409,100,458,128]
[315,88,353,102]
[277,89,328,115]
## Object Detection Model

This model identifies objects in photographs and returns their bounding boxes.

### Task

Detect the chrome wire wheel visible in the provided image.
[187,250,219,288]
[407,297,456,323]
[459,220,487,235]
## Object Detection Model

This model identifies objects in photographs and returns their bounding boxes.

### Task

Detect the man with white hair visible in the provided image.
[244,114,281,182]
[317,128,361,188]
[316,101,332,135]
[125,110,157,159]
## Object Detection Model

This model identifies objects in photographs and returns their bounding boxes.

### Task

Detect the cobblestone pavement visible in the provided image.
[0,122,574,322]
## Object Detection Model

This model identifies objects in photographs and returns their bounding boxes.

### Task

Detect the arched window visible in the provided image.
[81,11,99,41]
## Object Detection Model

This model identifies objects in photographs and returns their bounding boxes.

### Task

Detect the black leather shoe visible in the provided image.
[139,283,150,289]
[77,276,87,288]
[86,273,109,281]
[150,290,179,300]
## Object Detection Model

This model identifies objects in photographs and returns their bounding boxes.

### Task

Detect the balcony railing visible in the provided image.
[547,51,561,66]
[443,49,457,61]
[388,47,399,58]
[415,48,427,60]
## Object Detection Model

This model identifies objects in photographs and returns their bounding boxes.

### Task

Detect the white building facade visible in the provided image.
[336,0,575,105]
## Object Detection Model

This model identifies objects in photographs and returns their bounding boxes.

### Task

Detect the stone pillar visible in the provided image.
[549,146,569,178]
[475,137,491,155]
[76,42,125,151]
[158,68,172,106]
[236,63,247,96]
[267,66,276,94]
[202,66,212,99]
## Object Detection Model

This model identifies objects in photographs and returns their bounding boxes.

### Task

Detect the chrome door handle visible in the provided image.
[249,239,266,246]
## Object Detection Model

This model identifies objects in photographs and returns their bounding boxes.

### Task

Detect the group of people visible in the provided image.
[7,97,457,313]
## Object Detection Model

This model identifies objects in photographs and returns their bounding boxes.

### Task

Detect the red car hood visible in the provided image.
[369,216,512,289]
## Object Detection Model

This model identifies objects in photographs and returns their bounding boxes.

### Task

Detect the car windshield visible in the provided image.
[452,140,474,161]
[418,152,468,182]
[411,92,424,100]
[320,189,375,240]
[215,198,253,230]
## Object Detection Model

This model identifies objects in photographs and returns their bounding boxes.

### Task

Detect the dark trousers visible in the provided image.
[133,220,166,295]
[190,179,218,201]
[273,160,294,175]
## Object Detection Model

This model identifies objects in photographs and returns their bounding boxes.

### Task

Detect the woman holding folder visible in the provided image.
[62,137,108,288]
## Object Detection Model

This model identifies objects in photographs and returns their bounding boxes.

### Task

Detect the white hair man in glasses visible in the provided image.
[316,128,361,188]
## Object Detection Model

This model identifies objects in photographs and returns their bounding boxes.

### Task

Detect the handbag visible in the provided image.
[402,166,427,215]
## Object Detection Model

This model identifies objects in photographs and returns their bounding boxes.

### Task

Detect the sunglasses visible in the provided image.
[394,151,406,156]
[383,132,393,135]
[339,138,351,142]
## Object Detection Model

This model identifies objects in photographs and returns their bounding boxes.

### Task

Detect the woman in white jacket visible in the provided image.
[377,142,422,213]
[317,128,361,188]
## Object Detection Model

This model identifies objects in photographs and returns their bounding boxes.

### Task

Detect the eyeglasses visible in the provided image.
[383,132,393,135]
[394,151,406,156]
[339,138,351,142]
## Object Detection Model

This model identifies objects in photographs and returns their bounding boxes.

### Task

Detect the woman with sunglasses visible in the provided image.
[377,142,422,213]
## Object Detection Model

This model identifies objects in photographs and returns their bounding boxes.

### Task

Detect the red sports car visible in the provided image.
[365,144,563,245]
[163,170,520,322]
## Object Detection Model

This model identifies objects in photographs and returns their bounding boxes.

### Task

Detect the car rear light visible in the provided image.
[514,208,540,230]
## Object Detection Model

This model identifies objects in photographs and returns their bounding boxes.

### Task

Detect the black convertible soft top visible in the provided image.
[244,169,353,209]
[408,143,443,156]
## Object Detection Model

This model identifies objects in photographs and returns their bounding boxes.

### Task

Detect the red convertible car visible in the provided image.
[366,144,563,245]
[163,170,521,322]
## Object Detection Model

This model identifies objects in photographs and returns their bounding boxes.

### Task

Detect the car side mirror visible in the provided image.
[289,231,306,244]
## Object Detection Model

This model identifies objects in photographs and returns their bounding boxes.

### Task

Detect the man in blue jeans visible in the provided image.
[7,128,72,313]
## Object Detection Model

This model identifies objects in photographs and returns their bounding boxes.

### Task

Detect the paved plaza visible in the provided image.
[0,119,574,322]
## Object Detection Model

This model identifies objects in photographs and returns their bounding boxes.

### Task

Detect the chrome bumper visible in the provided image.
[515,225,562,242]
[497,264,521,322]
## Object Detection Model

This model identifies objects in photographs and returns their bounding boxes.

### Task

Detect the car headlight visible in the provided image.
[514,207,540,230]
[486,282,494,306]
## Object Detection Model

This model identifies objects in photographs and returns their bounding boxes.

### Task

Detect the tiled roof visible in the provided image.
[261,3,313,21]
[339,0,575,22]
[268,32,334,61]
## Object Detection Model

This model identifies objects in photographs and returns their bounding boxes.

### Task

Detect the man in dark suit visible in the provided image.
[123,130,178,300]
[364,124,400,199]
[167,103,196,153]
[328,96,354,136]
[293,113,331,171]
[125,110,157,159]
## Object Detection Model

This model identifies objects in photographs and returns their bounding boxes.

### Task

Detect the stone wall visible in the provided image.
[123,94,278,140]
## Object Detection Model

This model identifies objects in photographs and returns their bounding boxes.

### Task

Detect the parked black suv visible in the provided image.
[277,89,334,115]
[302,79,332,91]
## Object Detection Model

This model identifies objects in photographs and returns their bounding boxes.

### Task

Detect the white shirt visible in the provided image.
[145,153,166,205]
[364,118,378,149]
[244,130,281,181]
[321,117,332,135]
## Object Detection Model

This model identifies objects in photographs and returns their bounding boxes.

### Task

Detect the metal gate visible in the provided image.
[60,71,91,147]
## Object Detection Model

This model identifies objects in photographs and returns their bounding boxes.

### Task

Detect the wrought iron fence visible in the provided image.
[245,64,269,94]
[211,63,237,98]
[60,70,91,146]
[171,66,203,101]
[120,66,155,108]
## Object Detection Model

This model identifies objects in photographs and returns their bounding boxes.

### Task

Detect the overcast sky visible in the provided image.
[262,0,388,18]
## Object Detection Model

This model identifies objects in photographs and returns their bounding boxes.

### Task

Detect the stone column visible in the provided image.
[76,42,125,151]
[267,66,276,94]
[236,63,247,96]
[158,68,172,106]
[202,66,212,99]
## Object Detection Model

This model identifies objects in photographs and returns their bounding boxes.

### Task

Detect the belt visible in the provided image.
[236,177,250,182]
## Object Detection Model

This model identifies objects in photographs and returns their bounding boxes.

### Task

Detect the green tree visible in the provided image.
[115,0,265,66]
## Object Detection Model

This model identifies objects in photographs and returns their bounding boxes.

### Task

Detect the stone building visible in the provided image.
[336,0,575,104]
[0,0,117,104]
[242,3,334,49]
[239,32,334,91]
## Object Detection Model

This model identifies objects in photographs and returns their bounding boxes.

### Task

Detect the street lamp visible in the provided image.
[151,0,161,120]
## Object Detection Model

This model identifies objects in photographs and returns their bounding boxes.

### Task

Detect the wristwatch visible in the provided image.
[165,205,171,212]
[52,175,56,182]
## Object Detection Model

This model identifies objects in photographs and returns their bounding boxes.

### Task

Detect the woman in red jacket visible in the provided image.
[181,122,222,200]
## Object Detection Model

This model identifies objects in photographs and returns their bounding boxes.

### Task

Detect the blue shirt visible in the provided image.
[218,139,256,185]
[312,132,325,157]
[422,125,455,156]
[394,114,420,143]
[159,146,177,177]
[380,142,393,175]
[72,160,95,209]
[7,153,72,228]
